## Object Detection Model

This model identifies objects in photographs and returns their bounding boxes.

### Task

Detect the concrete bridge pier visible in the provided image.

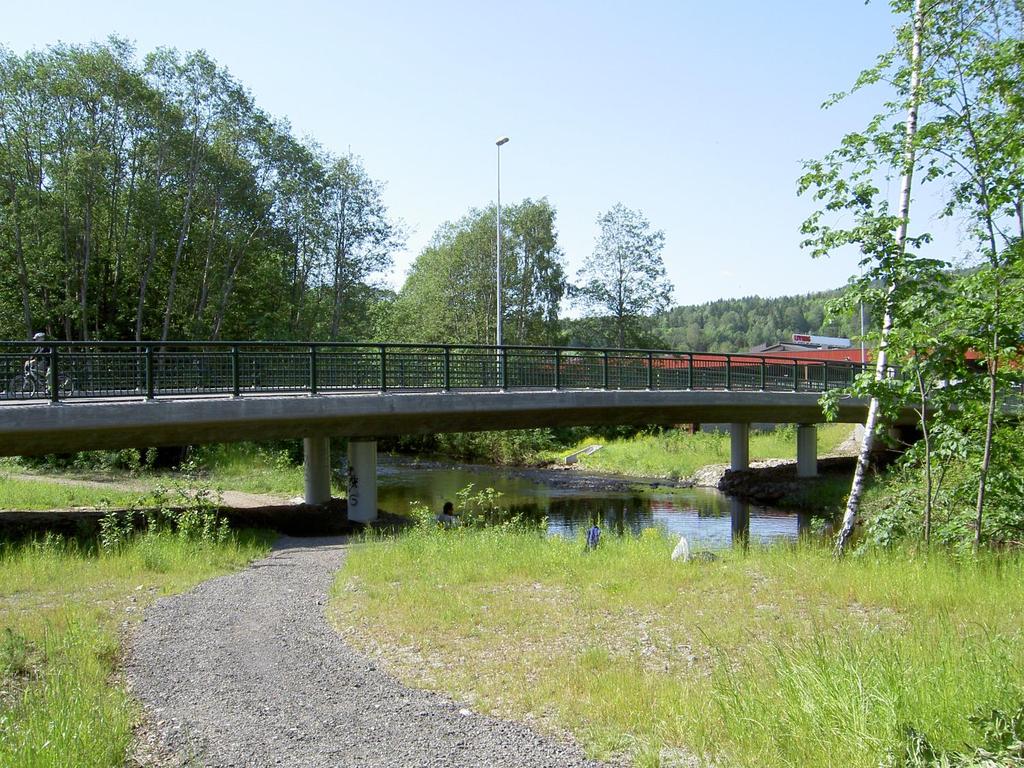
[346,439,378,523]
[797,423,818,478]
[729,496,750,549]
[730,423,749,471]
[303,437,332,505]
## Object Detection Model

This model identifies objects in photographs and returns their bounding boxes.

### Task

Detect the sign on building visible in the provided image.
[791,334,852,348]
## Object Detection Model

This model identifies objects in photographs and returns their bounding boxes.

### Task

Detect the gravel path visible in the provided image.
[126,536,604,767]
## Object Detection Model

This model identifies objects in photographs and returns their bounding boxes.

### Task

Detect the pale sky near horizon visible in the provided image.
[5,1,958,307]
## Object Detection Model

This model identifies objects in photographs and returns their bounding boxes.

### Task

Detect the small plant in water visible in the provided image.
[454,484,505,527]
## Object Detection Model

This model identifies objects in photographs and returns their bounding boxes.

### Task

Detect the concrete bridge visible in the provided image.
[0,340,892,522]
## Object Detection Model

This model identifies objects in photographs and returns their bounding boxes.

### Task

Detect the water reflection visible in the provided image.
[375,457,828,550]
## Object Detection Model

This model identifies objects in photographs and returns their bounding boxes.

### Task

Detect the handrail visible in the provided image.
[0,339,870,357]
[0,339,873,405]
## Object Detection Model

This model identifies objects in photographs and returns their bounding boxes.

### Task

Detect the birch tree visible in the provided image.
[800,0,928,555]
[920,0,1024,548]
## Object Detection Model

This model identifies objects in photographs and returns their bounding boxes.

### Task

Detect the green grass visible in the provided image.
[188,443,310,496]
[4,443,318,501]
[0,475,141,510]
[540,423,853,479]
[332,529,1024,767]
[0,529,273,767]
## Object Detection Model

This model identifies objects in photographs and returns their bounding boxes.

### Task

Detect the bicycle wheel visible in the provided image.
[7,374,35,398]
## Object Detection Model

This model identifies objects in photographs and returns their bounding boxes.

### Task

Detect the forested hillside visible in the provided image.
[0,39,401,342]
[656,289,868,353]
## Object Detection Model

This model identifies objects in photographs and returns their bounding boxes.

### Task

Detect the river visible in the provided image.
[375,457,829,549]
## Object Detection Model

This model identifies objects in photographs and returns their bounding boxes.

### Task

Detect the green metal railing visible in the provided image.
[0,340,868,404]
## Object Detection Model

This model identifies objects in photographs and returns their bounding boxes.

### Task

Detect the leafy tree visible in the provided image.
[801,0,929,555]
[0,39,400,343]
[323,154,401,340]
[573,204,672,349]
[918,0,1024,548]
[808,0,1024,552]
[384,199,565,345]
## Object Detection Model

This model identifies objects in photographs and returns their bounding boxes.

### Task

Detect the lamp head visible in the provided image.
[495,136,510,146]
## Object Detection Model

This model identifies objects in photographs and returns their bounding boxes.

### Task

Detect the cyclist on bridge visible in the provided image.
[28,332,50,377]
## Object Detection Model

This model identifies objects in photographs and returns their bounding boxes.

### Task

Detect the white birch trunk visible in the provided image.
[835,0,925,555]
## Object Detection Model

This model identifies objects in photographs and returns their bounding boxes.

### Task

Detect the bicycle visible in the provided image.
[6,360,74,399]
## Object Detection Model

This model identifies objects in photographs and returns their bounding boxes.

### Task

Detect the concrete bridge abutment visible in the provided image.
[797,423,818,478]
[303,437,332,505]
[346,439,378,523]
[730,423,749,472]
[303,437,379,522]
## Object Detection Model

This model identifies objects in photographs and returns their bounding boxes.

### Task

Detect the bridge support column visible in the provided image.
[730,423,749,472]
[303,436,332,506]
[729,497,750,550]
[797,423,818,478]
[346,439,377,523]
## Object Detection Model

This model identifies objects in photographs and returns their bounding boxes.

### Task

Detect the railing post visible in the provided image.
[823,363,829,391]
[687,352,694,390]
[602,350,609,390]
[379,345,387,392]
[646,352,654,390]
[309,345,319,395]
[231,345,241,397]
[760,357,766,390]
[792,359,799,391]
[49,346,59,403]
[554,348,561,390]
[725,354,732,391]
[145,345,155,400]
[501,347,509,390]
[442,346,451,391]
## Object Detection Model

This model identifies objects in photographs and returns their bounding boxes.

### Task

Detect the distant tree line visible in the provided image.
[653,290,871,353]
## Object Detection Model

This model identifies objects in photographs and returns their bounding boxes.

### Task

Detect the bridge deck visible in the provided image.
[0,341,886,456]
[0,388,890,457]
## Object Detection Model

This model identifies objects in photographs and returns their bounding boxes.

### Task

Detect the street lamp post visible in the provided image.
[495,136,509,351]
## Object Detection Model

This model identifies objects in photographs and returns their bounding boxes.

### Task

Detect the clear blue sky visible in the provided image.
[5,1,939,306]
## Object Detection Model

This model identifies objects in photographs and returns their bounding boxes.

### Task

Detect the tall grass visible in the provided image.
[0,530,272,767]
[187,443,309,495]
[0,475,140,510]
[5,443,314,500]
[541,423,853,479]
[332,529,1024,767]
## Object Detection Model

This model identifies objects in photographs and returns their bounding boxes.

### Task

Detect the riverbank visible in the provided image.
[535,423,854,479]
[333,529,1024,768]
[383,453,853,516]
[3,432,856,531]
